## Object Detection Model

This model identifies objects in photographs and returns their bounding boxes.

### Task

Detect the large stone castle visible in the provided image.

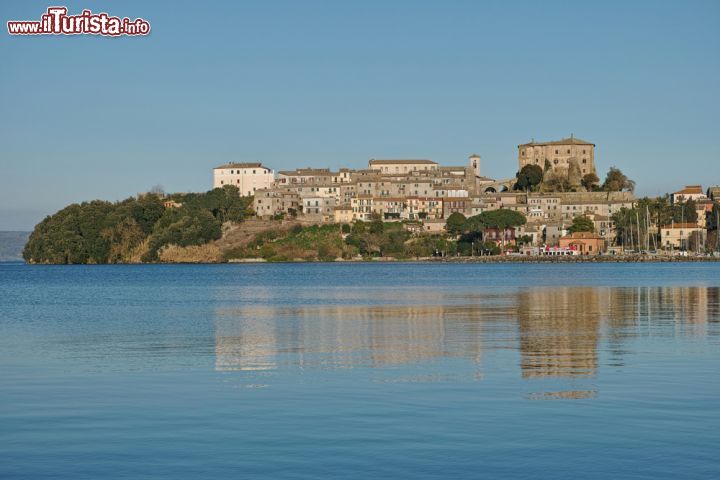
[518,135,597,188]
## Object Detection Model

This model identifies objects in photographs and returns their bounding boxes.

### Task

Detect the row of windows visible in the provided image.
[226,169,270,175]
[522,149,588,156]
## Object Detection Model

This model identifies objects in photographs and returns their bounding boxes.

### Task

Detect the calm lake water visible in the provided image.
[1,263,719,479]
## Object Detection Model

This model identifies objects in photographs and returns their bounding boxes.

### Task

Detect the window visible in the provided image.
[583,150,586,154]
[582,159,587,164]
[253,170,256,174]
[567,149,570,154]
[554,159,559,164]
[555,149,559,154]
[230,170,234,174]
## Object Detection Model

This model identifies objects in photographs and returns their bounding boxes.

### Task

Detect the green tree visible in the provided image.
[568,215,595,233]
[710,202,720,231]
[445,212,467,236]
[602,167,635,192]
[581,172,600,191]
[676,198,698,224]
[514,164,544,191]
[543,173,570,192]
[464,209,526,252]
[369,213,384,234]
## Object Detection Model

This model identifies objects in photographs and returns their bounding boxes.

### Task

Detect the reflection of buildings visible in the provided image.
[517,288,602,378]
[215,313,278,372]
[213,286,720,387]
[214,301,495,371]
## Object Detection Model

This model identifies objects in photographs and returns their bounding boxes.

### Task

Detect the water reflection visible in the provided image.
[214,286,720,394]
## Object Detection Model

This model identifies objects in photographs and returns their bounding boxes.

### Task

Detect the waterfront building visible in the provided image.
[558,232,607,255]
[660,222,706,250]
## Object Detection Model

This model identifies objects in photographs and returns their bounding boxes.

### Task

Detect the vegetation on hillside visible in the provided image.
[568,215,595,233]
[514,163,635,194]
[23,186,252,264]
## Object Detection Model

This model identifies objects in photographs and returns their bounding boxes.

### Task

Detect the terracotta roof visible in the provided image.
[560,232,603,240]
[673,185,704,195]
[214,162,267,169]
[518,136,594,147]
[368,159,438,165]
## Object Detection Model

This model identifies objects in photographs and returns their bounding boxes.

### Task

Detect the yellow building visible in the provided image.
[333,205,353,224]
[660,222,705,250]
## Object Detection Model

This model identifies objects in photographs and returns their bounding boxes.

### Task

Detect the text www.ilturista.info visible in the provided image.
[7,7,150,36]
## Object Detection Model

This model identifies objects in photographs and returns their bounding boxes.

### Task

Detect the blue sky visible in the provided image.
[1,0,719,230]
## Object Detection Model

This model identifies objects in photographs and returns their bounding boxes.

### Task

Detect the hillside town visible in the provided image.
[209,136,719,257]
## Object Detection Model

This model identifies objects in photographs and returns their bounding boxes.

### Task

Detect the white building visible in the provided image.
[213,162,275,196]
[671,185,707,204]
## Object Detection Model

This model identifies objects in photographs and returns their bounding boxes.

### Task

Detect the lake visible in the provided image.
[1,263,719,479]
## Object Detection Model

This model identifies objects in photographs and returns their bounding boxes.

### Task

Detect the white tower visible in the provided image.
[468,154,481,177]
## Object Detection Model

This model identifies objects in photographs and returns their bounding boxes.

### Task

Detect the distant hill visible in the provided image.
[0,231,30,261]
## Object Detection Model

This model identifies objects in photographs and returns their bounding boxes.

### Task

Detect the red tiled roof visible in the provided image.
[673,185,703,195]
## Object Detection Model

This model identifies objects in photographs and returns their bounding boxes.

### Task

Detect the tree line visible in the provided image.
[513,164,635,193]
[23,185,252,264]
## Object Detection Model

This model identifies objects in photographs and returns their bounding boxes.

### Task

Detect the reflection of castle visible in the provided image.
[517,288,602,378]
[213,287,719,382]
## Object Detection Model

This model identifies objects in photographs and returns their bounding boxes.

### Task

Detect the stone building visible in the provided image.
[518,135,596,177]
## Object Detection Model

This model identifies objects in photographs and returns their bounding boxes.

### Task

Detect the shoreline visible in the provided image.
[16,254,720,266]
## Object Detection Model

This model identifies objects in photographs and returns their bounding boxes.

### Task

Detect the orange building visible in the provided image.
[558,232,606,255]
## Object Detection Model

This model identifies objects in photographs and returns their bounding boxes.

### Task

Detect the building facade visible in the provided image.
[213,162,275,196]
[518,136,596,177]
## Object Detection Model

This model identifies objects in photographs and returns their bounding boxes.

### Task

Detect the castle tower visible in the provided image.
[469,154,481,177]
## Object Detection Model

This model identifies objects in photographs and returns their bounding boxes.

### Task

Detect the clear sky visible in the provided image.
[1,0,719,230]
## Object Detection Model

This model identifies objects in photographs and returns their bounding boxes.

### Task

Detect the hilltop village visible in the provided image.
[212,136,719,256]
[22,136,720,264]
